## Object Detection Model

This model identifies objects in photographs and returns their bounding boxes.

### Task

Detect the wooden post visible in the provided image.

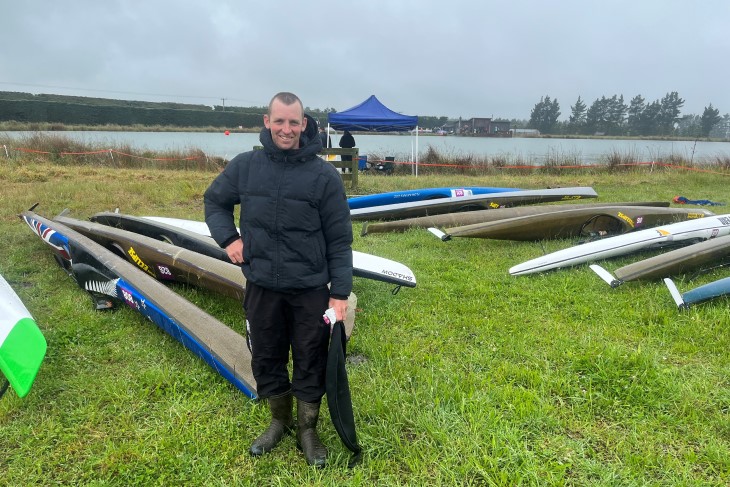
[320,148,358,190]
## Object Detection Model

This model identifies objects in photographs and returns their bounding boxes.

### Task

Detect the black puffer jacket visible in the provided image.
[204,116,353,298]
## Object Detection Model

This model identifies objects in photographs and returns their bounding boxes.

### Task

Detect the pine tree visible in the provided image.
[626,95,645,135]
[568,96,587,134]
[700,104,721,137]
[528,95,561,134]
[658,91,685,135]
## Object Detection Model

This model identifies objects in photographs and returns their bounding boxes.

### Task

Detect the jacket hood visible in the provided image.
[303,113,319,144]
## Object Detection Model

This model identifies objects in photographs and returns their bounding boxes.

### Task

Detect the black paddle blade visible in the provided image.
[70,262,118,310]
[326,321,362,467]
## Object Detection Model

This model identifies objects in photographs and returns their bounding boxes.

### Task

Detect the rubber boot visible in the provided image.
[296,399,328,468]
[249,391,294,456]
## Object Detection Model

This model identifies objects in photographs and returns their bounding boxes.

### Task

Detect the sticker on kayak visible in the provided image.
[156,265,175,280]
[450,189,474,198]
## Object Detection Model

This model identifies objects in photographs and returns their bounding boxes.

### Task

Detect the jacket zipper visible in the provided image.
[273,158,285,287]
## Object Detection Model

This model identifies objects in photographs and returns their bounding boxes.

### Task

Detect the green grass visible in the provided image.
[1,159,730,485]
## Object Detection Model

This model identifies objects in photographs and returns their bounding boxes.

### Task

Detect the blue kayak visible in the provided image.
[21,210,258,399]
[682,276,730,307]
[348,186,521,210]
[664,274,730,309]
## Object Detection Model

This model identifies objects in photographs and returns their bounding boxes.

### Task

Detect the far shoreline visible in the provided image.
[1,121,727,143]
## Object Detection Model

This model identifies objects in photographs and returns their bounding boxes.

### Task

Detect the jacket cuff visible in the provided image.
[329,294,349,301]
[220,235,240,249]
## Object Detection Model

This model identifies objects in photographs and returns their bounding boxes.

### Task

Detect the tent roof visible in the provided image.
[328,95,418,132]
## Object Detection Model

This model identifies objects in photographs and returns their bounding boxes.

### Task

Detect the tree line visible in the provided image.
[0,91,348,129]
[527,92,725,137]
[2,90,725,137]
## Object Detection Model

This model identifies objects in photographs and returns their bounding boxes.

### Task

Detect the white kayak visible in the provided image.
[350,186,599,221]
[0,273,47,398]
[144,216,417,288]
[510,214,730,276]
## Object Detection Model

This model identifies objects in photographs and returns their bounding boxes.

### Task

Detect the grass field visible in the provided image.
[1,158,730,485]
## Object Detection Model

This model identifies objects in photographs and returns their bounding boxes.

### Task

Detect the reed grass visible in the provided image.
[0,132,226,171]
[4,132,730,175]
[1,150,730,485]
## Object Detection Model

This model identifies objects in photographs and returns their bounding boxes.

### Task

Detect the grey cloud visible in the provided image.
[1,0,729,119]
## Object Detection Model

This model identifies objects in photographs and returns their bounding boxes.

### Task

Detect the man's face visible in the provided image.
[264,99,307,151]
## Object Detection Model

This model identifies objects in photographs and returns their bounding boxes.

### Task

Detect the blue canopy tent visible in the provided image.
[327,95,420,174]
[328,95,418,132]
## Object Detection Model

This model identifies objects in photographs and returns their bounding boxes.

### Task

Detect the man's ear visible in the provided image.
[263,114,270,129]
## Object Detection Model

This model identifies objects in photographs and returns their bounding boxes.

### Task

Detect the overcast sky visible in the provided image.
[2,1,729,121]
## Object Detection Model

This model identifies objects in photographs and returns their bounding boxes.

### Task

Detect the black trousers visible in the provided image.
[244,281,330,402]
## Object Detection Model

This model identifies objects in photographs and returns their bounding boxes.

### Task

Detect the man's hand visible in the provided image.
[225,238,244,264]
[329,297,348,322]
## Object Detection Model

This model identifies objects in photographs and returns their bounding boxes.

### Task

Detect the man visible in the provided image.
[339,129,356,163]
[204,92,353,468]
[318,126,332,150]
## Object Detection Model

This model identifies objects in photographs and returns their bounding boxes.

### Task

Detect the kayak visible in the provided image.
[0,273,47,398]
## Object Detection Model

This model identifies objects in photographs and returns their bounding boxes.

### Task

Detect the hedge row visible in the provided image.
[0,99,263,128]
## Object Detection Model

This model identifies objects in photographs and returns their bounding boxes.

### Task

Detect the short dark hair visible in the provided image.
[268,92,303,115]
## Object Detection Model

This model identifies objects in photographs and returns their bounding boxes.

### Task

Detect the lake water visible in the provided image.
[4,130,730,165]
